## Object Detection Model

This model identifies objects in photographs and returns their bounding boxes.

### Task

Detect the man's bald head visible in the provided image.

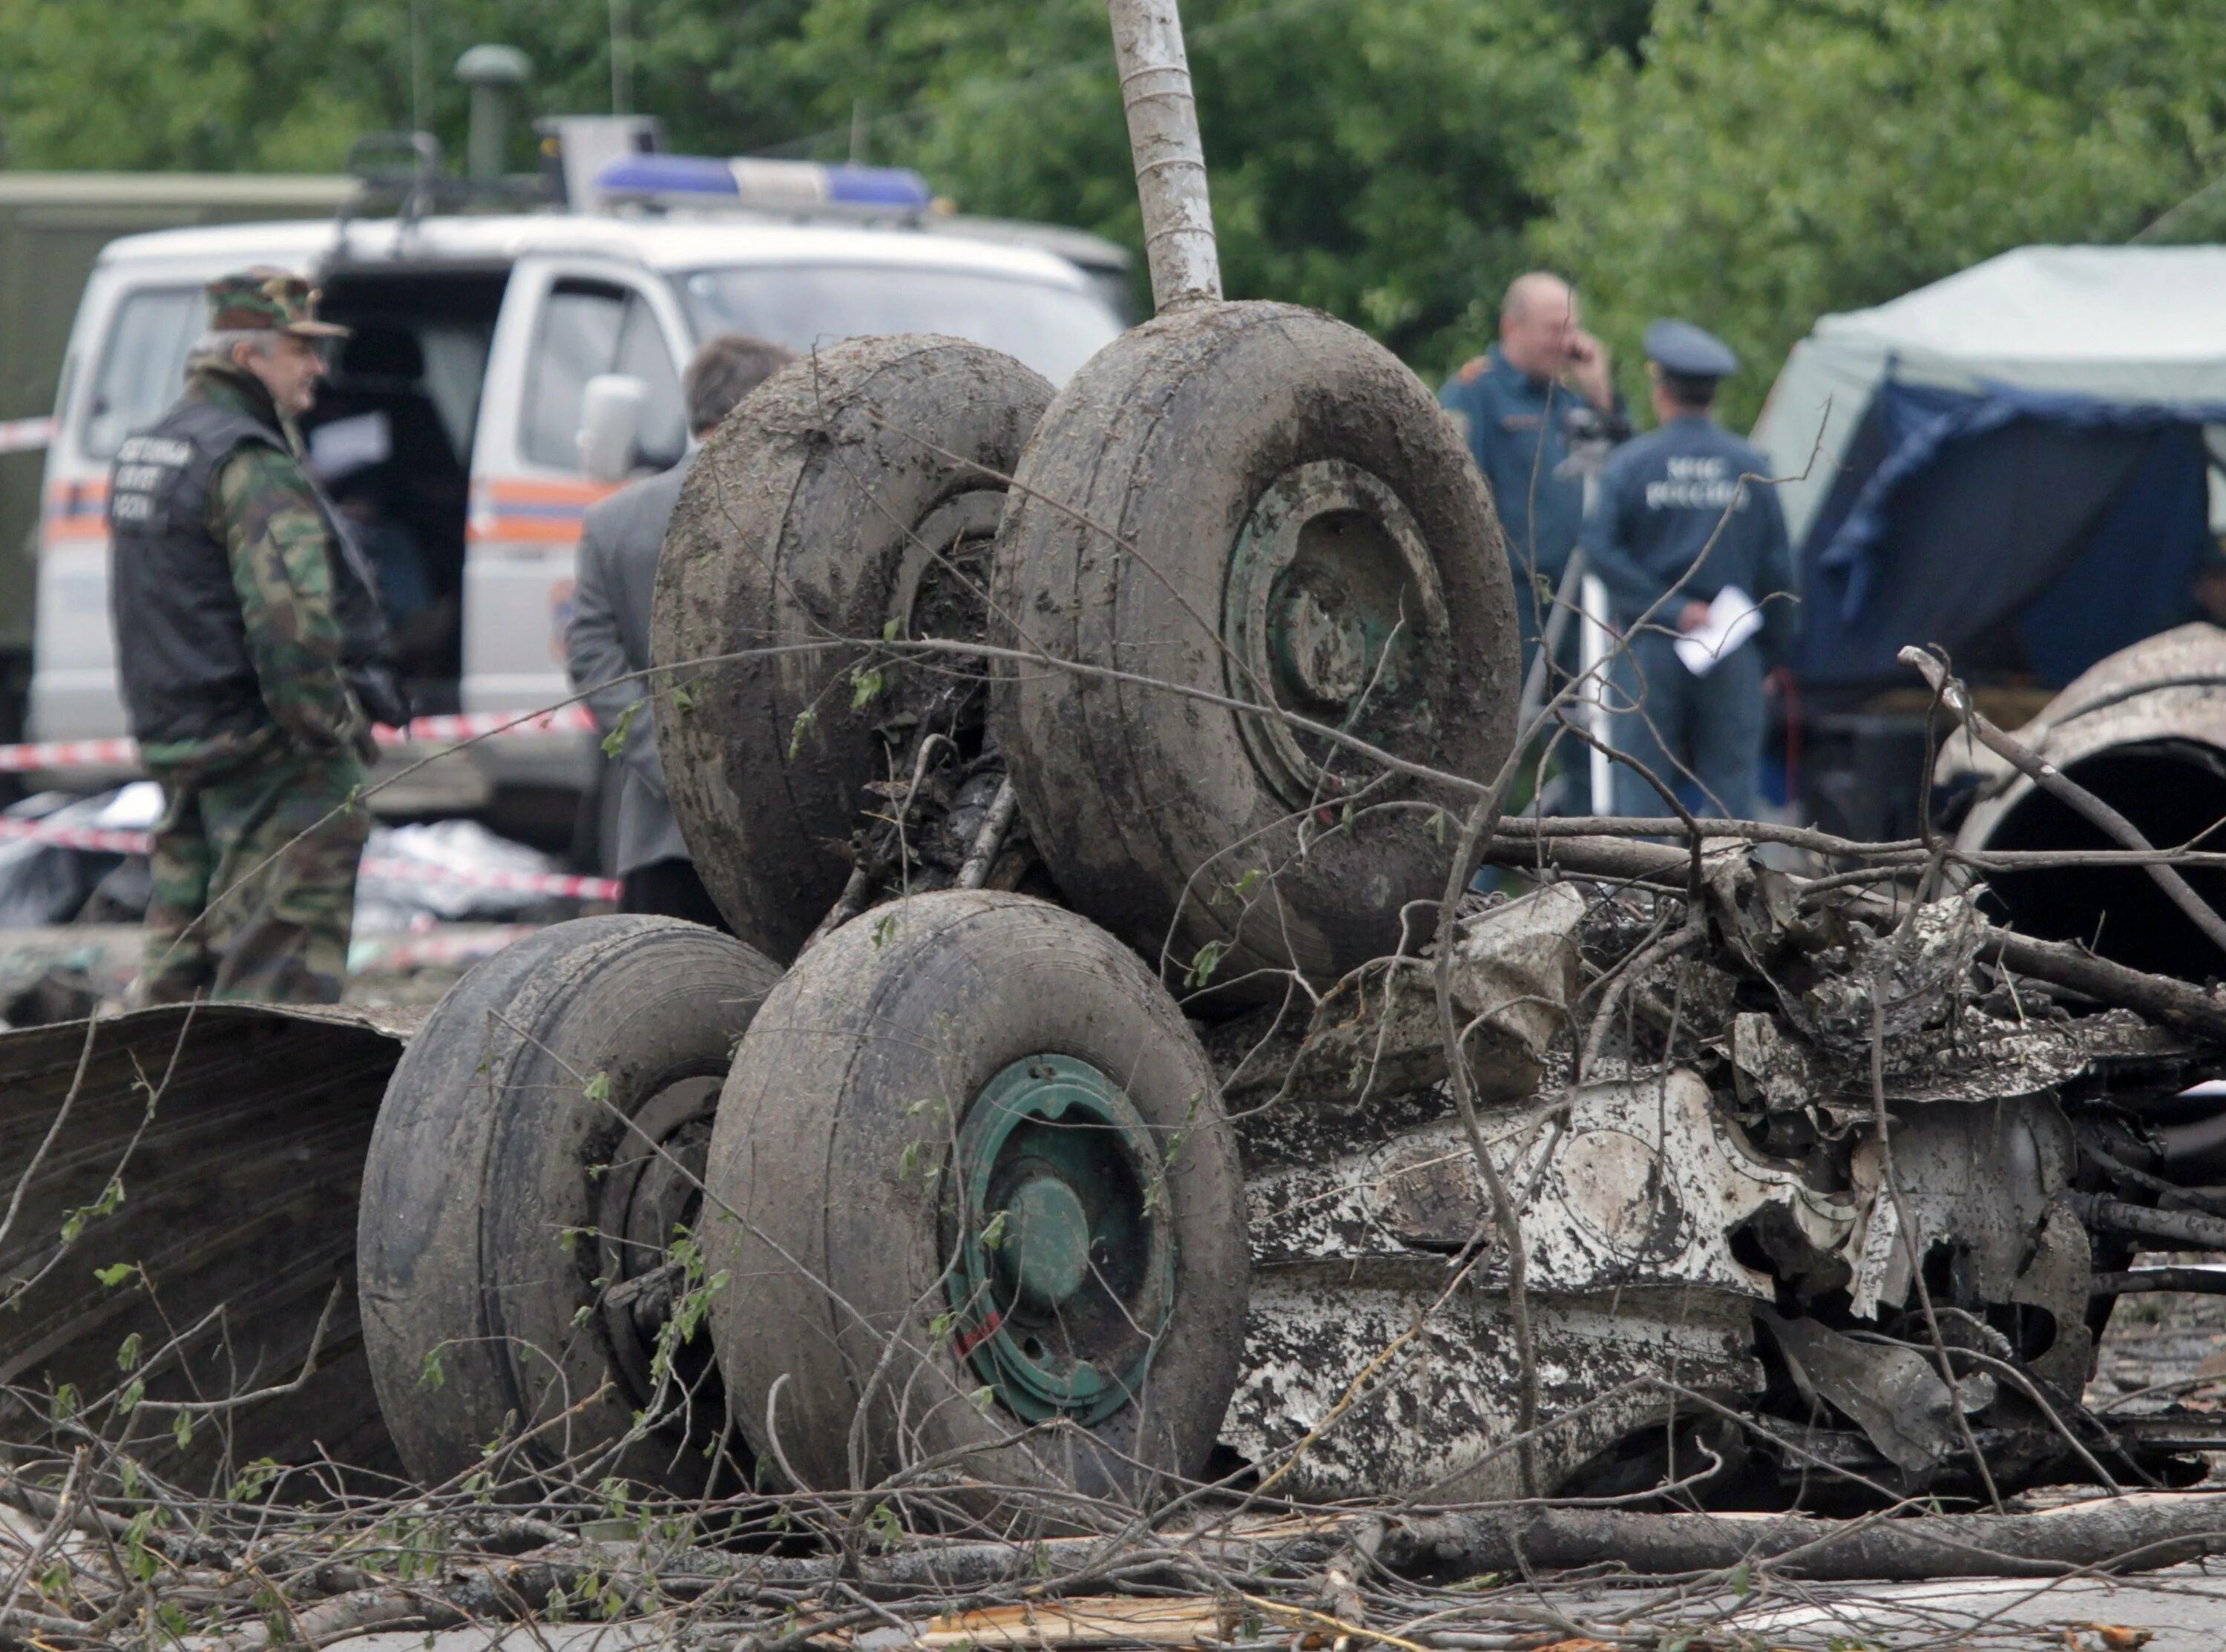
[1502,272,1572,327]
[1500,272,1579,380]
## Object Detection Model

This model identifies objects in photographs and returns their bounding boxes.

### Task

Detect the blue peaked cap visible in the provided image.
[1644,319,1739,379]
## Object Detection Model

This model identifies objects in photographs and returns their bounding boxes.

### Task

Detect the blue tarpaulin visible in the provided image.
[1793,378,2226,690]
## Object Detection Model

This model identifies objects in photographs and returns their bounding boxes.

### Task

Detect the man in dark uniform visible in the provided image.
[108,269,404,1004]
[1580,320,1793,821]
[1439,272,1622,680]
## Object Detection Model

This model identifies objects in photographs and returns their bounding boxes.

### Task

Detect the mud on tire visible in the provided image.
[652,336,1053,961]
[990,302,1519,1001]
[358,916,780,1495]
[703,891,1247,1516]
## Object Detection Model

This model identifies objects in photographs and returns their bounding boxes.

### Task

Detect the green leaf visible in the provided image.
[117,1331,142,1370]
[979,1209,1009,1251]
[850,665,886,711]
[172,1409,194,1450]
[1727,1558,1752,1598]
[94,1262,139,1289]
[787,707,818,761]
[229,1458,281,1502]
[600,697,642,759]
[585,1070,612,1105]
[865,1501,903,1552]
[1183,939,1226,989]
[421,1348,446,1390]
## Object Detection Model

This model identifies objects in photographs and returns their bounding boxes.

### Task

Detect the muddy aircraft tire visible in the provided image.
[703,890,1247,1515]
[653,336,1054,963]
[359,916,781,1495]
[989,302,1520,1003]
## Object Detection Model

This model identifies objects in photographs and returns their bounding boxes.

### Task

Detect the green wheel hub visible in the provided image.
[945,1056,1176,1424]
[1223,459,1451,809]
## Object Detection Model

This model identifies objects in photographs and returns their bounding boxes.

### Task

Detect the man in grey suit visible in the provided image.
[567,333,795,924]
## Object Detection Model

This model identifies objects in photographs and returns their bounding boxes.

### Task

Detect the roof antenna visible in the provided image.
[456,43,532,185]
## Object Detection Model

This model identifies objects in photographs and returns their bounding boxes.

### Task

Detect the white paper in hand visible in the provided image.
[1675,586,1764,677]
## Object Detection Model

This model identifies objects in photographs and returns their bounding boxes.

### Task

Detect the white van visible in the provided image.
[32,170,1127,841]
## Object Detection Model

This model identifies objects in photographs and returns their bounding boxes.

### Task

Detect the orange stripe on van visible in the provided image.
[473,518,592,545]
[467,477,620,546]
[44,478,111,543]
[479,478,620,507]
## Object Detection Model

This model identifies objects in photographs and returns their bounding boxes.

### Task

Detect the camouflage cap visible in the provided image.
[205,267,349,339]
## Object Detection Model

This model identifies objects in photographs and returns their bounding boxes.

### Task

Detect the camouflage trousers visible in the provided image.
[139,746,371,1006]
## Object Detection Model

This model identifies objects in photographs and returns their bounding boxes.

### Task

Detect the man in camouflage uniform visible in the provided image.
[108,269,403,1004]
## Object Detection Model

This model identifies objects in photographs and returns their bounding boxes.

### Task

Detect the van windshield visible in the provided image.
[82,287,203,461]
[677,264,1123,386]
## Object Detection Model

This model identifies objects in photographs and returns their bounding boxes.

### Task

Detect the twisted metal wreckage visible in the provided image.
[12,629,2226,1530]
[10,0,2226,1571]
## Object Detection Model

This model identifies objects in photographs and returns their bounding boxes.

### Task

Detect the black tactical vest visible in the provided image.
[108,395,401,746]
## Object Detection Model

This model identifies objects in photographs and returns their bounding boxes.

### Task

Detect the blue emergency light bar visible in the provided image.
[595,154,934,211]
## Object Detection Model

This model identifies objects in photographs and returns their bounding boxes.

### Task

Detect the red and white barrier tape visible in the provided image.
[352,927,540,970]
[0,817,620,901]
[0,416,55,455]
[0,820,147,856]
[0,705,597,774]
[360,857,619,901]
[380,705,597,745]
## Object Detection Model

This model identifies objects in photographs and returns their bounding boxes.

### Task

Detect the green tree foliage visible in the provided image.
[0,0,1627,372]
[0,0,813,173]
[1531,0,2226,427]
[8,0,2226,412]
[767,0,1617,366]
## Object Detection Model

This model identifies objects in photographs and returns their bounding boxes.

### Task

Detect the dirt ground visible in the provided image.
[0,920,542,1025]
[2089,1263,2226,1421]
[10,918,2226,1648]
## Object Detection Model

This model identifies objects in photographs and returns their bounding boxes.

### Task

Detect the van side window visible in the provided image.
[615,298,686,468]
[522,283,623,470]
[521,280,686,473]
[84,287,203,460]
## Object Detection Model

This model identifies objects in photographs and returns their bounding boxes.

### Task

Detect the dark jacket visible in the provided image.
[1580,412,1797,668]
[566,457,692,875]
[1439,346,1602,582]
[108,361,398,759]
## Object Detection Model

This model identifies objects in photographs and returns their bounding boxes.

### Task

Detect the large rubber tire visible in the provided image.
[653,336,1054,961]
[990,302,1520,1000]
[359,917,781,1495]
[704,891,1247,1514]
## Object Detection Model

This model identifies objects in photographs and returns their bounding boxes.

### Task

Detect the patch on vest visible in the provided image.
[110,435,193,525]
[1644,455,1745,512]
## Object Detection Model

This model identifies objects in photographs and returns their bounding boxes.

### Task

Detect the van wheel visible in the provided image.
[989,302,1519,1001]
[652,336,1053,962]
[358,916,780,1495]
[703,891,1247,1515]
